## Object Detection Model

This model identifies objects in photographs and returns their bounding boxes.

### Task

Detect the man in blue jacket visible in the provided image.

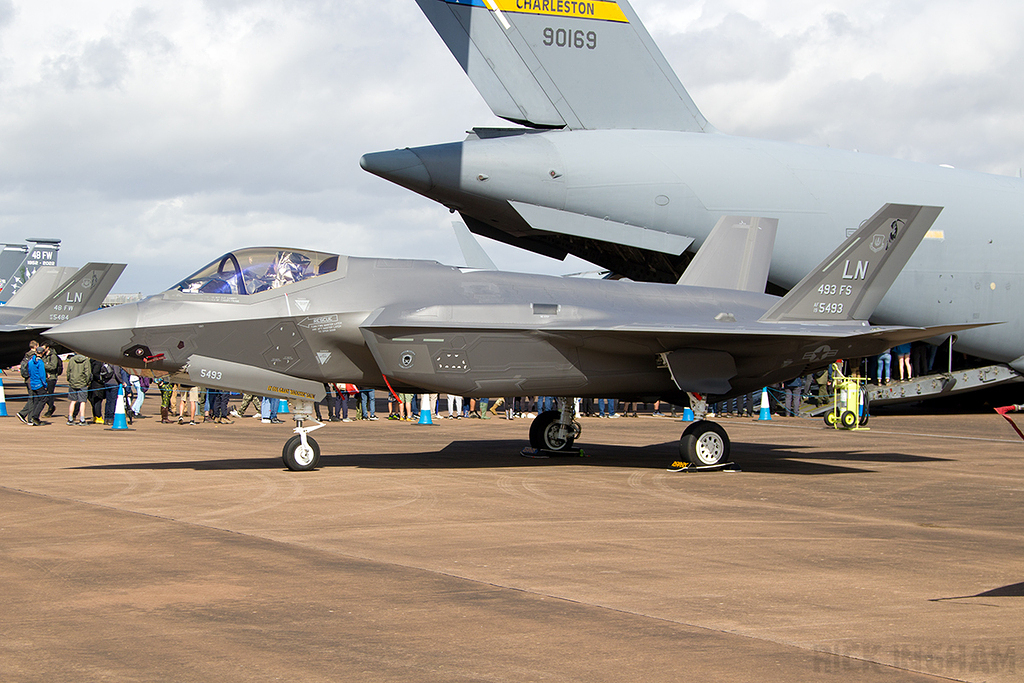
[25,345,48,425]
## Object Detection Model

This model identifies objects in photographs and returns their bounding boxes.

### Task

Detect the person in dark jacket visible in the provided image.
[41,344,61,417]
[65,353,93,425]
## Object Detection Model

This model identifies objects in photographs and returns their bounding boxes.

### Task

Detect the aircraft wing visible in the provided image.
[361,307,989,398]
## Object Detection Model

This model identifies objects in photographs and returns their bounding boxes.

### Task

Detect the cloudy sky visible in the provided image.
[1,0,1023,293]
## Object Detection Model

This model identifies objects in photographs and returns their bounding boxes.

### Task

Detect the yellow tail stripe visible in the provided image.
[493,0,629,23]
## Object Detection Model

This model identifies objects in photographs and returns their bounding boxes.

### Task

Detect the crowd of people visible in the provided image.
[5,341,652,427]
[6,339,953,427]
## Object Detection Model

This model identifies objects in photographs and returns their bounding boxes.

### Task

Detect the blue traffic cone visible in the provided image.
[758,387,772,421]
[278,398,290,414]
[0,377,7,417]
[681,406,694,421]
[417,395,434,425]
[111,385,129,430]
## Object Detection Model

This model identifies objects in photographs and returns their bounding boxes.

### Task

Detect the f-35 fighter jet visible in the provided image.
[46,205,982,470]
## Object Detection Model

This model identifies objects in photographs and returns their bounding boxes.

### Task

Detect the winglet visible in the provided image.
[18,263,126,327]
[759,204,941,323]
[677,215,777,292]
[415,0,711,132]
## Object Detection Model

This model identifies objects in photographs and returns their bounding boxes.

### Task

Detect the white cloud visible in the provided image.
[0,0,1022,293]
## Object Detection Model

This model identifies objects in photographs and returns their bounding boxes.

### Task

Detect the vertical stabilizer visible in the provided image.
[453,221,498,269]
[759,204,941,323]
[0,238,60,303]
[18,263,126,327]
[3,267,77,309]
[677,216,777,292]
[416,0,711,132]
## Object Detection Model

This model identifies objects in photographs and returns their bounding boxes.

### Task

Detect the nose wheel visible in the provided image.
[282,404,325,471]
[283,434,321,471]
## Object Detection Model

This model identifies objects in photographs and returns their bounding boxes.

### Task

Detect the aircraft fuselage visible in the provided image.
[48,254,910,401]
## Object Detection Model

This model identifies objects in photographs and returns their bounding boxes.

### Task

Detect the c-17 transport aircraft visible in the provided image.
[360,0,1024,371]
[47,204,982,471]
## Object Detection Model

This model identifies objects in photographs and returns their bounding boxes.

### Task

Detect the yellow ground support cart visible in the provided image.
[824,375,869,430]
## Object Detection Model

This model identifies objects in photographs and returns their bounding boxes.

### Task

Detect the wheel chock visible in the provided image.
[667,460,739,472]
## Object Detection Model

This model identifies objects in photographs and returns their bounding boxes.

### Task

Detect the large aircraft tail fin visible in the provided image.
[760,204,941,323]
[677,216,777,292]
[415,0,711,132]
[18,263,126,327]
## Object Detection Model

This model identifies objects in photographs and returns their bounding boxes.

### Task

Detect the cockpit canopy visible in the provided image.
[173,248,340,295]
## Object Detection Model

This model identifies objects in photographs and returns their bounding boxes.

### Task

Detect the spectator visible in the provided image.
[65,353,92,425]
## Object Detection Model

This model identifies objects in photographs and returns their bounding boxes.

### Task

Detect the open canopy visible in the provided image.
[173,248,340,295]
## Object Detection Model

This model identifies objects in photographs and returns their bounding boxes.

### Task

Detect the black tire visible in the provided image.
[529,410,575,451]
[282,434,320,471]
[824,411,838,427]
[679,421,730,466]
[839,410,858,430]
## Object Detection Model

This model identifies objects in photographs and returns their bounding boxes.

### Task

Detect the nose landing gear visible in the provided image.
[281,400,325,471]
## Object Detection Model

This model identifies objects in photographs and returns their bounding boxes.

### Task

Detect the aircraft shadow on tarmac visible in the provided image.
[931,581,1024,602]
[70,438,951,475]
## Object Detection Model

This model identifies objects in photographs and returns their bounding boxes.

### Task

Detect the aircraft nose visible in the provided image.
[360,148,433,192]
[44,303,139,365]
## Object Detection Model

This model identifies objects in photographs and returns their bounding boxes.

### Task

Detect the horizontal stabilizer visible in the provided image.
[760,204,941,323]
[677,216,777,292]
[18,263,126,327]
[510,201,693,255]
[415,0,711,131]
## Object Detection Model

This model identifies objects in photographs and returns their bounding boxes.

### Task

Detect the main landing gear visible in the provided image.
[528,398,582,453]
[524,395,733,468]
[677,393,732,468]
[282,400,325,471]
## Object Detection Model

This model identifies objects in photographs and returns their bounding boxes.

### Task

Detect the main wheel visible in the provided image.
[282,435,321,471]
[529,410,575,451]
[839,410,858,429]
[679,421,730,467]
[824,411,838,427]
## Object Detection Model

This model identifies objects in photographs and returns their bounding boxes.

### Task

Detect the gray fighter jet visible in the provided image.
[47,205,982,471]
[360,0,1024,370]
[0,263,126,368]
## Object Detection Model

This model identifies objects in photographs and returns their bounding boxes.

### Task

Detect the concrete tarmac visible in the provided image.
[1,400,1021,682]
